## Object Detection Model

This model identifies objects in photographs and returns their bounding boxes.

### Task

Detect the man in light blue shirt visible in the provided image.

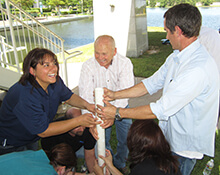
[97,3,219,175]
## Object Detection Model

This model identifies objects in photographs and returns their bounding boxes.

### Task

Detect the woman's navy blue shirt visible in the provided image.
[0,78,73,147]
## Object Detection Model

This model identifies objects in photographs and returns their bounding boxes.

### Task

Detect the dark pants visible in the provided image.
[0,141,39,156]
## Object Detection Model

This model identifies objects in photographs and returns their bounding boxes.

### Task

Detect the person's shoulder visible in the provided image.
[130,158,156,174]
[81,57,97,70]
[199,26,220,40]
[115,53,133,64]
[116,53,129,60]
[200,26,218,35]
[130,158,177,175]
[83,57,96,65]
[9,81,35,98]
[7,82,22,93]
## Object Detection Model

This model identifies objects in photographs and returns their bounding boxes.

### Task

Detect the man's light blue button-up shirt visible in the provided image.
[142,39,219,157]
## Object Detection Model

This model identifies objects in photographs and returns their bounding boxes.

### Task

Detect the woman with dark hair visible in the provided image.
[94,119,181,175]
[0,143,78,175]
[48,143,77,175]
[0,48,99,155]
[127,119,180,175]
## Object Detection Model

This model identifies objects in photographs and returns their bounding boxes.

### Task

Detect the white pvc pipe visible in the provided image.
[95,88,106,169]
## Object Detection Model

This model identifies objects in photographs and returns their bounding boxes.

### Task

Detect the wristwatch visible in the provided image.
[115,108,122,121]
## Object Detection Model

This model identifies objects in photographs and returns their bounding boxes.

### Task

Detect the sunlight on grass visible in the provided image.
[147,26,165,32]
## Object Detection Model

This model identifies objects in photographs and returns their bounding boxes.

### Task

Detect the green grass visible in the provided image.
[130,30,172,77]
[72,27,219,174]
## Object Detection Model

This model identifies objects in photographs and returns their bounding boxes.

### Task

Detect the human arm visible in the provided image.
[38,114,99,138]
[85,148,96,173]
[97,149,123,175]
[97,100,156,120]
[65,94,95,114]
[103,82,148,101]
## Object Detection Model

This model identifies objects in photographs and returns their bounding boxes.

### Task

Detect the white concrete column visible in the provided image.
[93,0,148,57]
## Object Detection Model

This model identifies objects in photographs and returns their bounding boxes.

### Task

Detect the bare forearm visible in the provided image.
[85,149,96,173]
[106,164,123,175]
[115,82,148,99]
[38,118,81,138]
[66,94,89,109]
[119,105,156,120]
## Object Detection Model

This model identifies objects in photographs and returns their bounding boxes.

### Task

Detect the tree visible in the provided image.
[47,0,65,7]
[167,0,175,6]
[186,0,197,6]
[84,0,93,13]
[149,0,157,7]
[46,0,65,14]
[159,0,168,7]
[201,0,213,6]
[71,0,82,12]
[62,0,75,8]
[12,0,35,10]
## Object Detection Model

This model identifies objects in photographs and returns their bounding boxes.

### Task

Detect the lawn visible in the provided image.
[71,27,220,174]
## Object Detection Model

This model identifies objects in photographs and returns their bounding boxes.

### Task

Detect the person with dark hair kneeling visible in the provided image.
[0,143,77,175]
[93,120,181,175]
[47,143,77,175]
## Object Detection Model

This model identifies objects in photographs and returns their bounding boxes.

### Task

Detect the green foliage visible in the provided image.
[158,0,205,7]
[71,0,93,13]
[42,8,52,12]
[43,12,52,16]
[62,0,73,7]
[167,0,175,6]
[149,0,157,7]
[11,0,35,10]
[146,0,149,6]
[69,9,80,14]
[26,9,40,13]
[25,9,40,17]
[84,0,93,13]
[0,12,8,20]
[47,0,65,8]
[159,0,169,7]
[201,0,214,5]
[60,11,68,15]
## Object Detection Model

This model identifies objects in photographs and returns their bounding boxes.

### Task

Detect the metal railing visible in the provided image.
[0,0,80,89]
